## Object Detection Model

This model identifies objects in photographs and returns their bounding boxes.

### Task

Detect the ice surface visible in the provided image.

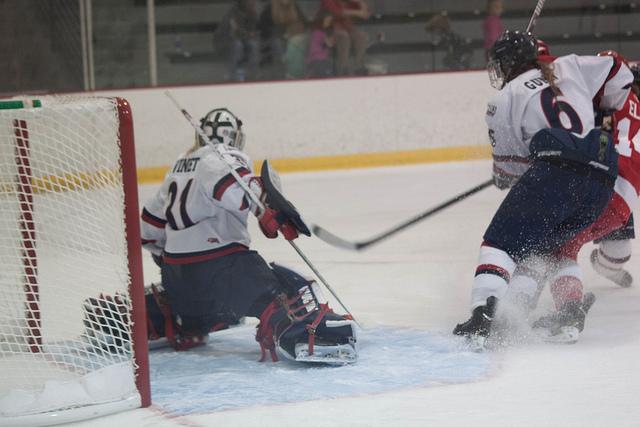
[75,160,640,426]
[150,323,490,415]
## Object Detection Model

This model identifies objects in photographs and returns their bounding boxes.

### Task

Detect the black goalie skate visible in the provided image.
[453,296,497,350]
[532,292,596,344]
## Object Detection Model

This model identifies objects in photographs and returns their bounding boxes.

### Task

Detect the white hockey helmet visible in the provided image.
[198,108,245,150]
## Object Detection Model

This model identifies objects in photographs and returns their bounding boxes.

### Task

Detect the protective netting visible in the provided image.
[0,97,141,421]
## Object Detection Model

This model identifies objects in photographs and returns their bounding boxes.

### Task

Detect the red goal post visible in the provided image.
[0,96,150,426]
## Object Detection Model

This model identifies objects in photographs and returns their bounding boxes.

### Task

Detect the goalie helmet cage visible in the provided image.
[0,97,150,426]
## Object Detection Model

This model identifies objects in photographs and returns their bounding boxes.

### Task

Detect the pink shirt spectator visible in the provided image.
[307,29,330,62]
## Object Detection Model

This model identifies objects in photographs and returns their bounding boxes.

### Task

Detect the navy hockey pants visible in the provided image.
[484,159,615,262]
[152,250,283,335]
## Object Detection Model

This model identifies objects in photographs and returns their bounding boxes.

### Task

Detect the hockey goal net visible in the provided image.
[0,96,150,426]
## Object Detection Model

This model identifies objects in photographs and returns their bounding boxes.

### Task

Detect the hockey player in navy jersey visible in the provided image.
[84,108,357,364]
[453,30,633,347]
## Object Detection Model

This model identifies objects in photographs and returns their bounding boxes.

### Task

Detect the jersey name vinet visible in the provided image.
[141,145,256,264]
[172,157,200,173]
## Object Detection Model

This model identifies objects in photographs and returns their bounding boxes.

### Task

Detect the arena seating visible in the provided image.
[136,0,640,85]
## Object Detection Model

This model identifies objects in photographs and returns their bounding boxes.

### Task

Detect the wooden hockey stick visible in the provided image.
[165,91,359,324]
[312,179,493,251]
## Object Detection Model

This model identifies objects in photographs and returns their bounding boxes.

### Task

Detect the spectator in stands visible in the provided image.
[483,0,504,61]
[320,0,370,75]
[425,13,473,70]
[215,0,260,81]
[259,0,308,79]
[306,10,336,78]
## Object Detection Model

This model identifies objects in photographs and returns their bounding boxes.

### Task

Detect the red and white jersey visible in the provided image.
[141,144,256,264]
[611,91,640,211]
[486,54,633,182]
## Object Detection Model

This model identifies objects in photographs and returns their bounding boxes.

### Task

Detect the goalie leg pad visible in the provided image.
[256,264,357,365]
[82,293,131,353]
[148,283,216,351]
[84,283,215,353]
[278,307,357,365]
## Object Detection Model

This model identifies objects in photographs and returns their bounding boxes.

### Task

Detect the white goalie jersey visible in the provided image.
[486,54,633,183]
[141,144,256,264]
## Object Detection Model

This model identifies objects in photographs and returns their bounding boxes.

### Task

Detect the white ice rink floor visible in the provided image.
[76,160,640,427]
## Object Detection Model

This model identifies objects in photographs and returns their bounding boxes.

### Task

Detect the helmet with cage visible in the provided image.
[488,30,538,89]
[197,108,245,150]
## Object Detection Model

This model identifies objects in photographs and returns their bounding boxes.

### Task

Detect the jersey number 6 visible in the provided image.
[541,87,583,134]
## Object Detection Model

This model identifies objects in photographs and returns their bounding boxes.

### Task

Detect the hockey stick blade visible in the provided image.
[312,179,493,251]
[311,224,364,251]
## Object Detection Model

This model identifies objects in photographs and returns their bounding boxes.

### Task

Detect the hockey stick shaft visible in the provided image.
[526,0,546,33]
[165,91,358,322]
[313,0,546,252]
[312,179,493,251]
[288,241,360,327]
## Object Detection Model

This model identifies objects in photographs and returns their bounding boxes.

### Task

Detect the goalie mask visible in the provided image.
[198,108,246,150]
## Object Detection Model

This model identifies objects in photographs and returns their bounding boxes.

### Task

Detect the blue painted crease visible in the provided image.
[150,325,491,415]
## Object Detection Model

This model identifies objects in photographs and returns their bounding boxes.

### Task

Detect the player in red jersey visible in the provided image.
[546,54,639,299]
[587,60,639,288]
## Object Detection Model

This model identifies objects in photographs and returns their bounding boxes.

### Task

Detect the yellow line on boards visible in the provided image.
[137,145,491,184]
[1,170,120,195]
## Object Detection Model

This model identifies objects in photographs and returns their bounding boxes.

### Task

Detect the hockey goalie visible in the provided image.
[83,107,357,365]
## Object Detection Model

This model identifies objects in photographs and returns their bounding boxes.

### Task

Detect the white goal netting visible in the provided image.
[0,97,148,426]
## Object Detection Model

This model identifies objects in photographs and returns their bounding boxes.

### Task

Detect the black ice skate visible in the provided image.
[532,292,596,344]
[453,296,497,350]
[590,249,632,288]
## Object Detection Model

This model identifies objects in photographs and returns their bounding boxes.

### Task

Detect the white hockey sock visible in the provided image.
[595,239,632,275]
[471,246,515,310]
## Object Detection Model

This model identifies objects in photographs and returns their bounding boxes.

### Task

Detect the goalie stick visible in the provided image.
[164,91,358,325]
[312,179,493,251]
